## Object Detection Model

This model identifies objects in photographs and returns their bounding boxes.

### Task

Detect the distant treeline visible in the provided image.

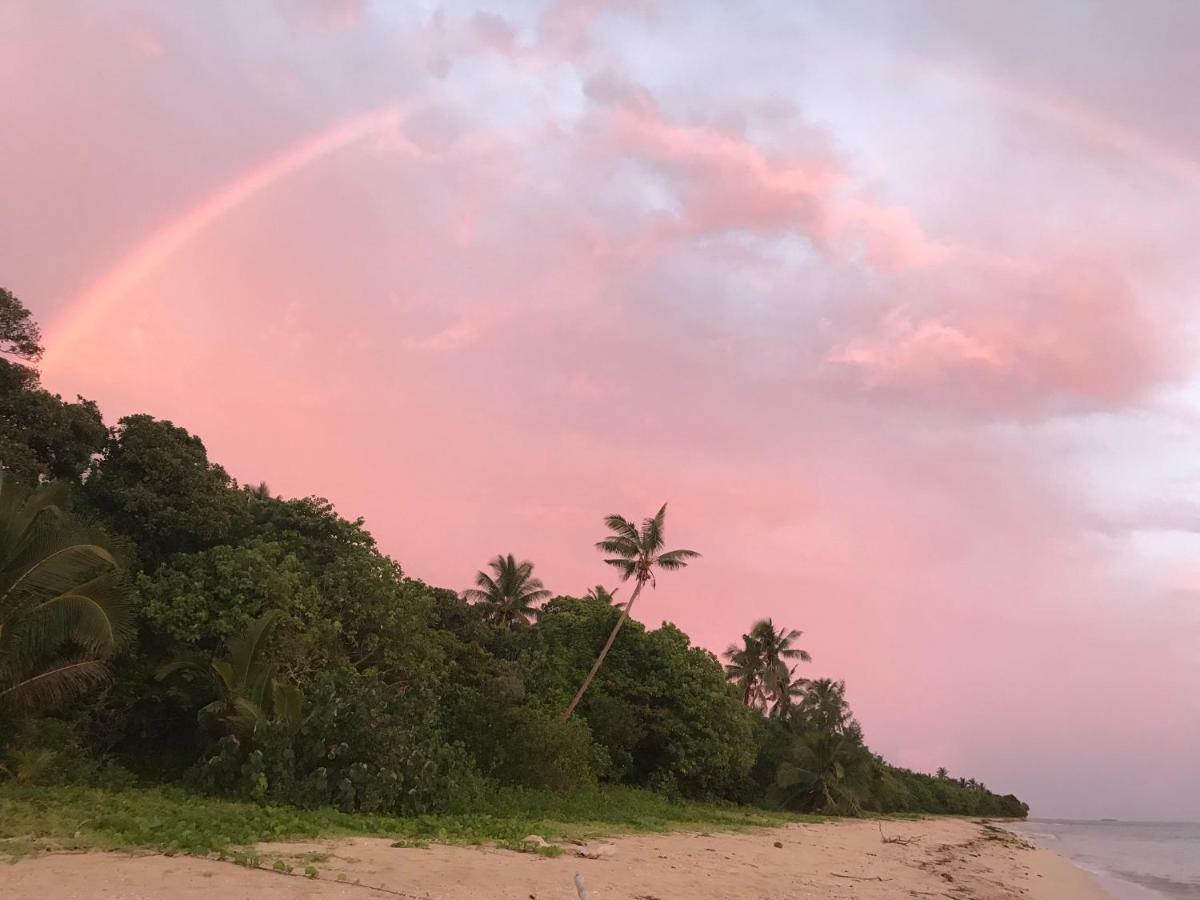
[0,287,1027,819]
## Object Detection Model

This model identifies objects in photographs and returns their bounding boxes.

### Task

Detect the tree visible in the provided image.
[749,620,811,719]
[0,477,128,712]
[81,415,247,567]
[0,289,104,485]
[771,730,870,815]
[157,610,302,738]
[794,678,857,736]
[0,360,106,484]
[462,554,551,629]
[584,584,623,608]
[723,634,765,707]
[0,288,43,361]
[561,504,699,722]
[723,619,810,717]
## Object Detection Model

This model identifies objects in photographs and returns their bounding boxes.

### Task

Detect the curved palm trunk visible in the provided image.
[561,577,645,722]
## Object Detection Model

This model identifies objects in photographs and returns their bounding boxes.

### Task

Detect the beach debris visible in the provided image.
[573,842,616,859]
[831,873,893,882]
[880,823,921,845]
[574,873,591,900]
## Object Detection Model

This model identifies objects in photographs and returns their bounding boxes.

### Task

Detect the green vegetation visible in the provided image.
[0,783,797,860]
[0,288,1027,858]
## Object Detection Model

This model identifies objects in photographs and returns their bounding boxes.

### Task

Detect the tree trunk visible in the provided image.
[561,577,645,722]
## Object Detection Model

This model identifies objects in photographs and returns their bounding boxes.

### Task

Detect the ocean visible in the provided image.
[1007,820,1200,899]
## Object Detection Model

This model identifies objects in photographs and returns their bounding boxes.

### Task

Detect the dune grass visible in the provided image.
[0,783,808,861]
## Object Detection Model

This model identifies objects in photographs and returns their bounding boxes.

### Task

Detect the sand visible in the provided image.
[2,818,1110,899]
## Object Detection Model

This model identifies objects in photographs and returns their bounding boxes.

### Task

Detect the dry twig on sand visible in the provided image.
[831,873,893,881]
[880,823,922,846]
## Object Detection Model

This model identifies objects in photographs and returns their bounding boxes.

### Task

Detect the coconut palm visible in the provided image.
[723,633,765,707]
[795,678,853,735]
[462,554,551,628]
[157,610,302,737]
[0,477,128,711]
[748,619,810,717]
[765,663,810,720]
[561,504,698,722]
[771,730,867,815]
[584,584,623,609]
[724,619,811,716]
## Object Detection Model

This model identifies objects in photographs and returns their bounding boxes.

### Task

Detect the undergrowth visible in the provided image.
[0,783,807,861]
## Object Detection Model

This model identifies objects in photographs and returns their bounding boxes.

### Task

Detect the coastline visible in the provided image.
[4,817,1113,899]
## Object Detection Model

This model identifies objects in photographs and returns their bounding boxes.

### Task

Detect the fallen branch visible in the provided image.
[831,873,892,882]
[880,823,921,845]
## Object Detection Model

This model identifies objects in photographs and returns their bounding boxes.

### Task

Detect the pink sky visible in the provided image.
[3,1,1198,819]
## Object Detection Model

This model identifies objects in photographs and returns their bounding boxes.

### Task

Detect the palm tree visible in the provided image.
[561,504,698,722]
[795,678,853,735]
[584,585,623,609]
[0,477,129,711]
[765,664,810,720]
[749,619,811,719]
[771,730,867,815]
[723,633,765,707]
[723,619,811,716]
[158,610,302,737]
[462,554,551,628]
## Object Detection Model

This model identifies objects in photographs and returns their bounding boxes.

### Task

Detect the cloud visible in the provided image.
[828,257,1176,417]
[585,73,950,269]
[275,0,366,35]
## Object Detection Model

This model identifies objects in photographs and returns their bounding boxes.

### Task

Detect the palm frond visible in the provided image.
[156,657,209,682]
[0,479,69,556]
[640,503,668,552]
[602,514,639,542]
[594,536,639,557]
[603,558,638,581]
[0,657,111,710]
[227,611,280,690]
[653,548,700,570]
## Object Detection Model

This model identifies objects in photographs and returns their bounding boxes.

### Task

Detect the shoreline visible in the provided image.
[4,817,1113,899]
[1001,822,1168,900]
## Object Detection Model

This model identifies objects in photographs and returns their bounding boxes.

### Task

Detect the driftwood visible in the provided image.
[880,823,921,845]
[574,873,591,900]
[831,873,893,881]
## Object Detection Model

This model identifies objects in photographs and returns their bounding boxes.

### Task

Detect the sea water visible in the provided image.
[1008,820,1200,899]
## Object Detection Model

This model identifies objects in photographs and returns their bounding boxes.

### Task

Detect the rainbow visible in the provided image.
[42,103,404,372]
[42,72,1200,372]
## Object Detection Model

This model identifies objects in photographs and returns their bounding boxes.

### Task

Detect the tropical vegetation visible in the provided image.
[0,287,1028,849]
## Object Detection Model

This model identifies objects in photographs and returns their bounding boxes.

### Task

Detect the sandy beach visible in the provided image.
[3,818,1109,900]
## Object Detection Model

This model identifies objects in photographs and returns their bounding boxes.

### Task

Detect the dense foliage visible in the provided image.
[0,289,1027,821]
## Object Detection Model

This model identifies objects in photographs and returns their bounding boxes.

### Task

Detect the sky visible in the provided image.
[2,0,1198,820]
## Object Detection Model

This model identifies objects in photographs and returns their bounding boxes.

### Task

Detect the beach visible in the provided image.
[3,817,1109,899]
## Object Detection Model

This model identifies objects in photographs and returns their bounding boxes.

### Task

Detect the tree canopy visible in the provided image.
[0,297,1029,822]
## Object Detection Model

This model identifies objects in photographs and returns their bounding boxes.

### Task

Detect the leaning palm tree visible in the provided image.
[462,554,551,629]
[561,504,698,722]
[158,610,302,737]
[0,477,129,711]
